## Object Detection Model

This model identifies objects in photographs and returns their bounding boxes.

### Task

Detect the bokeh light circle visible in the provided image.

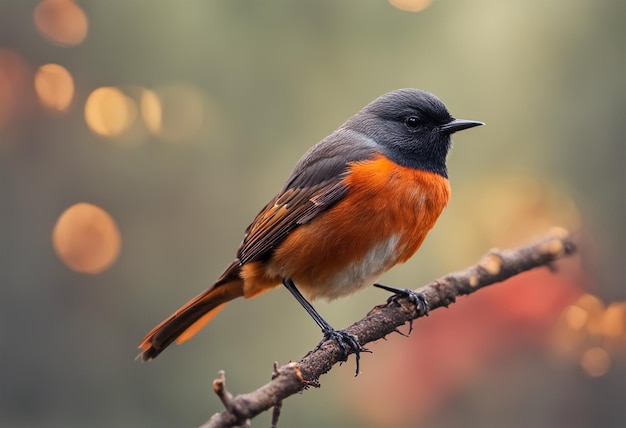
[580,347,611,377]
[140,89,162,134]
[388,0,433,13]
[52,203,121,274]
[84,86,138,137]
[34,63,74,112]
[34,0,88,47]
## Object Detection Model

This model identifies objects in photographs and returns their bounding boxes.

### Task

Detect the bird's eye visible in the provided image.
[404,116,420,129]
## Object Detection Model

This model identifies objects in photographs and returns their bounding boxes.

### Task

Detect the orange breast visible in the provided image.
[242,154,451,301]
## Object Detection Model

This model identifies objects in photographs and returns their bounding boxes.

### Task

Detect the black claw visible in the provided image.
[374,283,430,318]
[399,289,429,317]
[318,328,370,376]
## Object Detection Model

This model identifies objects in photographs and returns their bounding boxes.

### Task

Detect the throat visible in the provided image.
[383,145,449,178]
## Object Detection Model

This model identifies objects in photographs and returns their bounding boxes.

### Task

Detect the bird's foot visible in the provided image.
[316,328,370,377]
[374,284,429,334]
[374,283,429,315]
[391,289,429,316]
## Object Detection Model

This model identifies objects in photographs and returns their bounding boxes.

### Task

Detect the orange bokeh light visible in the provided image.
[52,203,121,274]
[34,63,74,112]
[601,303,626,337]
[388,0,433,13]
[580,347,611,377]
[84,87,138,138]
[140,89,162,134]
[553,293,626,377]
[564,304,588,330]
[34,0,88,47]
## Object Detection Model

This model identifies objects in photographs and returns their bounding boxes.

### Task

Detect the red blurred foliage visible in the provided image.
[0,49,37,130]
[350,262,586,426]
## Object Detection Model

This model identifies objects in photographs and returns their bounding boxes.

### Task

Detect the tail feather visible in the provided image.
[139,262,243,361]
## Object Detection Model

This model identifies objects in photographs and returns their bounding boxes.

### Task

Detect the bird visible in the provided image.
[139,88,483,374]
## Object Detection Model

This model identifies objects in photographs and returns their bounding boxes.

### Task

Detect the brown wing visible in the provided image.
[237,127,379,265]
[237,177,348,265]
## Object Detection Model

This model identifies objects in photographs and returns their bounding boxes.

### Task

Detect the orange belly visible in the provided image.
[242,155,451,301]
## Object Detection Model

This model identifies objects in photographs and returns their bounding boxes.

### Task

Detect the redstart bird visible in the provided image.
[139,88,482,374]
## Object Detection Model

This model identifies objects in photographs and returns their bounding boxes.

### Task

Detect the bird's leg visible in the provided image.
[283,278,369,376]
[373,283,429,335]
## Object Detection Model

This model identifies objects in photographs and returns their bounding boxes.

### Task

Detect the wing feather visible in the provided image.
[237,178,347,264]
[237,128,378,265]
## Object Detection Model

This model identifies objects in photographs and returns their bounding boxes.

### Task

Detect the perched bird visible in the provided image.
[139,88,483,374]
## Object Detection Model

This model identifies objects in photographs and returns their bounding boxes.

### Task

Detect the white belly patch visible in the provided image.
[313,233,401,301]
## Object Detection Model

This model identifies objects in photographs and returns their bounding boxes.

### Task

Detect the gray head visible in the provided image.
[344,88,483,177]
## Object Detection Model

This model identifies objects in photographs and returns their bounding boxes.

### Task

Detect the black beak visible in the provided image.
[440,118,484,134]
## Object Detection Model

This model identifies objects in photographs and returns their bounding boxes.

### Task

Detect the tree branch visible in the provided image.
[200,227,578,428]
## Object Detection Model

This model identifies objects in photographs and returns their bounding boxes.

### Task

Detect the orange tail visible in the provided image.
[139,262,243,361]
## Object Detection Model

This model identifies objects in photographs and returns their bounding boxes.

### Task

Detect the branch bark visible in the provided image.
[200,227,578,428]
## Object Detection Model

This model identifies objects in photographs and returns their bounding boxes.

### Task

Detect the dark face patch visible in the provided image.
[343,89,456,177]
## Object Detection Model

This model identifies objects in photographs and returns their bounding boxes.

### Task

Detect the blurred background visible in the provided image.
[1,0,625,427]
